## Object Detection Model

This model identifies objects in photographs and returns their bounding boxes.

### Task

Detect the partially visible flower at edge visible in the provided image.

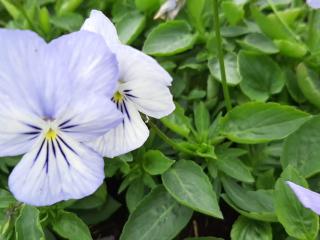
[307,0,320,9]
[81,10,175,158]
[286,181,320,215]
[0,29,123,206]
[154,0,186,20]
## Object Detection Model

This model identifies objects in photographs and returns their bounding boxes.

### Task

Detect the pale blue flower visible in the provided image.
[0,29,122,206]
[81,10,175,158]
[287,181,320,214]
[307,0,320,9]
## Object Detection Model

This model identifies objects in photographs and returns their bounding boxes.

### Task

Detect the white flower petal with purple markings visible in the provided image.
[82,10,175,158]
[0,29,122,206]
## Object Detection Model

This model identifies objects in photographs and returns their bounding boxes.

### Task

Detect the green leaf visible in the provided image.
[116,11,146,44]
[143,150,175,175]
[161,102,191,138]
[15,205,45,240]
[0,189,16,208]
[126,178,148,213]
[251,7,293,40]
[285,68,306,104]
[215,147,254,183]
[221,26,250,37]
[57,0,83,15]
[194,101,210,141]
[231,216,272,240]
[222,1,244,25]
[50,12,83,32]
[296,63,320,109]
[238,51,285,101]
[221,102,310,144]
[162,160,223,218]
[77,195,121,225]
[135,0,159,13]
[274,40,308,58]
[237,33,279,54]
[185,237,224,240]
[208,53,241,86]
[281,116,320,177]
[222,177,275,215]
[120,186,193,240]
[0,0,20,19]
[222,194,277,222]
[52,211,92,240]
[143,20,196,56]
[274,166,319,240]
[187,0,205,32]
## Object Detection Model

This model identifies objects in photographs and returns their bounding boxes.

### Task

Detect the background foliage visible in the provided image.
[0,0,320,239]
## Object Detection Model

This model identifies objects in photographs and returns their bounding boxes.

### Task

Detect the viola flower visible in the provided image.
[0,29,122,206]
[81,10,175,158]
[307,0,320,9]
[287,181,320,214]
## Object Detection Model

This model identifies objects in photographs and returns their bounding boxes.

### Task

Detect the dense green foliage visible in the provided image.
[1,0,320,239]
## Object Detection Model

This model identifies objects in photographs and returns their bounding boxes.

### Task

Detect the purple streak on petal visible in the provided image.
[287,181,320,215]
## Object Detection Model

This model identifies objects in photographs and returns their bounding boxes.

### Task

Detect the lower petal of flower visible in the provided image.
[8,132,104,206]
[90,100,149,158]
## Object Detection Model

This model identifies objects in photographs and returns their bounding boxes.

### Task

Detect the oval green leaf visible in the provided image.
[52,211,92,240]
[15,205,45,240]
[143,20,196,56]
[296,63,320,109]
[120,186,192,240]
[162,160,223,218]
[231,216,272,240]
[238,51,285,101]
[274,166,319,240]
[281,116,320,177]
[116,11,146,44]
[208,53,241,86]
[221,102,310,144]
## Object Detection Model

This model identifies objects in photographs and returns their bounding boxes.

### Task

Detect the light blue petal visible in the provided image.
[307,0,320,9]
[57,95,123,142]
[49,30,119,97]
[0,30,47,156]
[9,133,105,206]
[287,181,320,215]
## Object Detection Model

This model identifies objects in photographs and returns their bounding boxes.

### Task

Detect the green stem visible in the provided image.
[267,0,300,42]
[148,121,198,157]
[212,0,232,111]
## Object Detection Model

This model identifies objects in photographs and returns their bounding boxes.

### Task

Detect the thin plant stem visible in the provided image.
[148,121,198,157]
[212,0,232,111]
[267,0,300,42]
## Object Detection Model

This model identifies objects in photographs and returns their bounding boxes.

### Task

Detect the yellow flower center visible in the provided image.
[45,128,57,140]
[113,91,124,103]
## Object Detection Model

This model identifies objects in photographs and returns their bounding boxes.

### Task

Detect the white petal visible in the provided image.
[9,133,105,206]
[81,10,120,47]
[90,101,149,158]
[120,79,175,119]
[117,45,172,85]
[287,181,320,215]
